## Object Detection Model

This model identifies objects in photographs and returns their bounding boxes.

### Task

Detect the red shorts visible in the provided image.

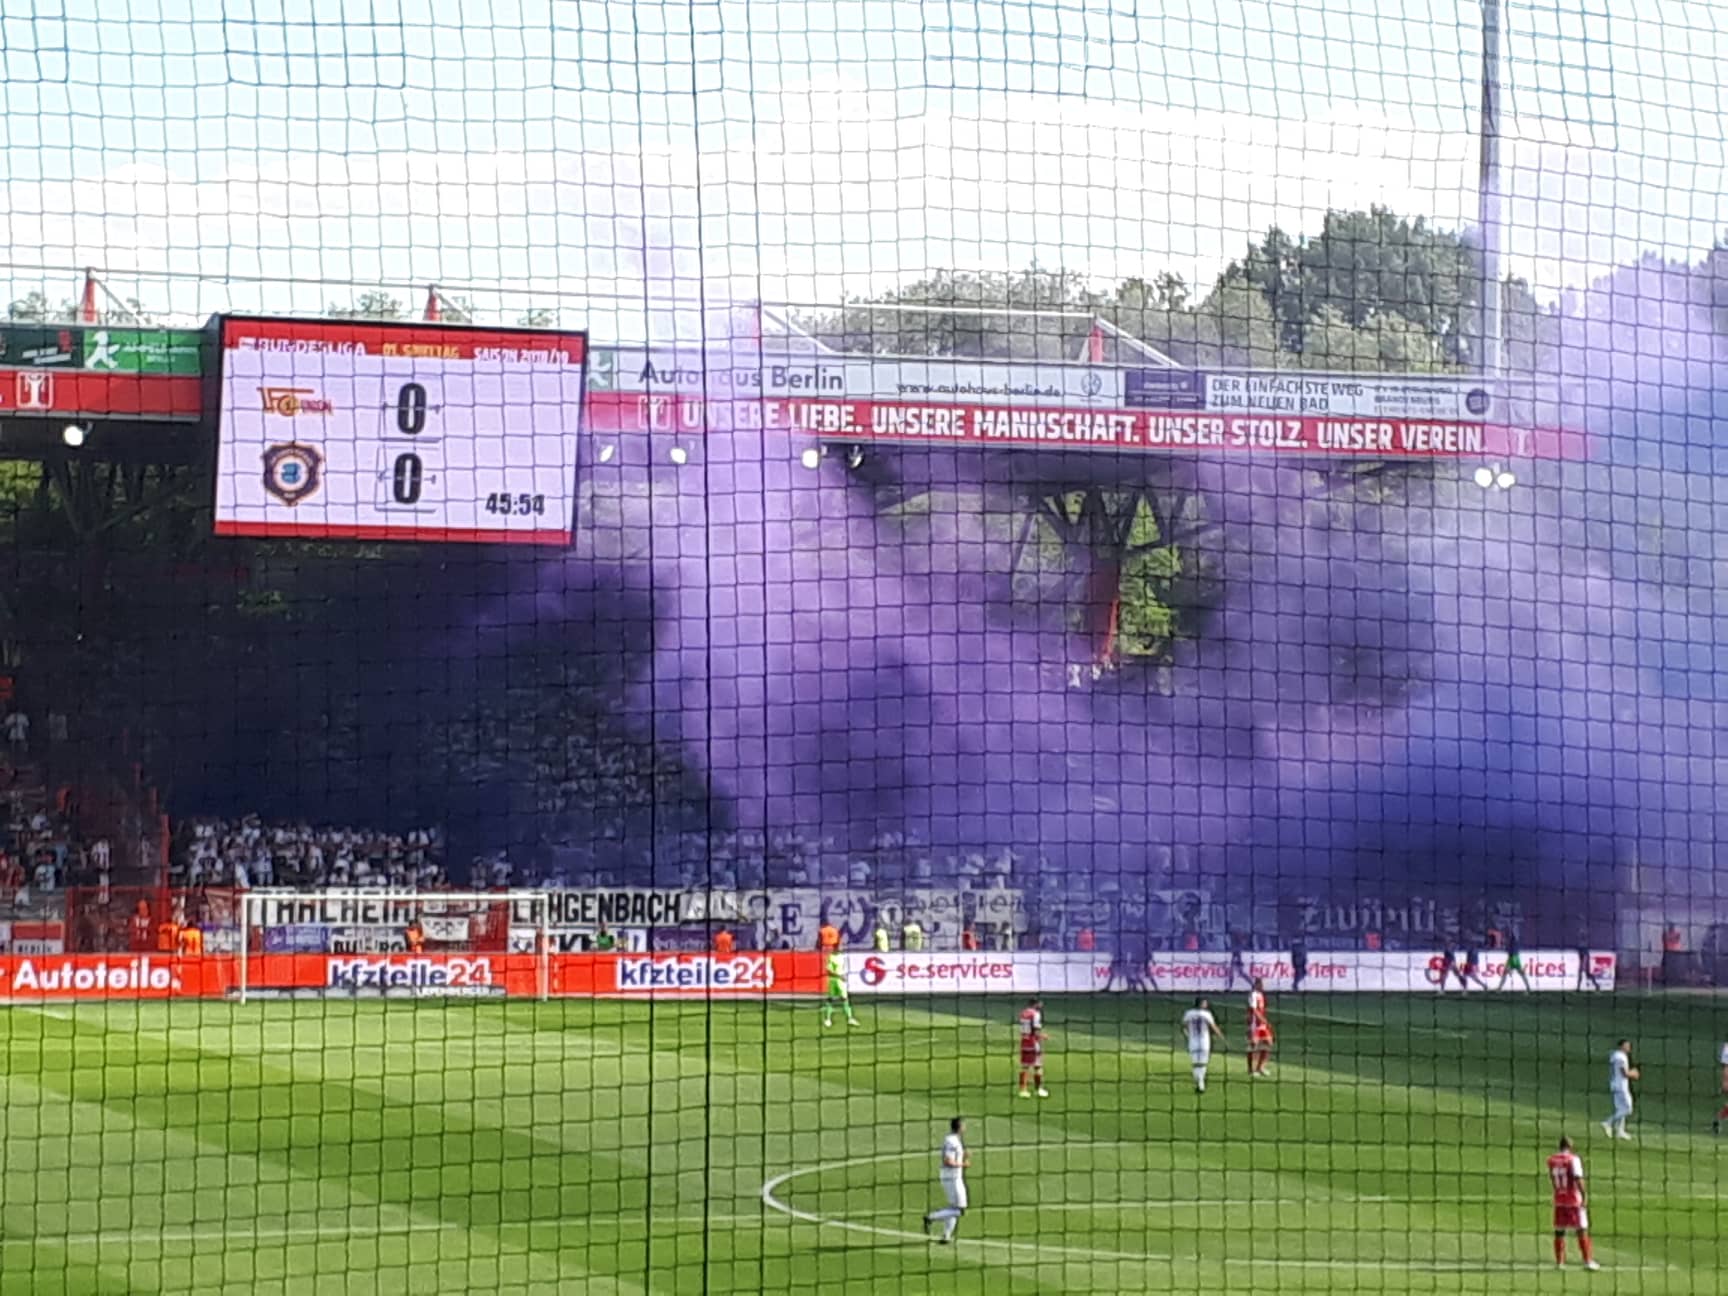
[1020,1043,1042,1067]
[1249,1025,1273,1044]
[1553,1205,1588,1232]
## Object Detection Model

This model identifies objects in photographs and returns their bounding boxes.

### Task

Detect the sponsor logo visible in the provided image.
[1124,368,1206,411]
[85,329,121,371]
[0,957,180,993]
[1466,388,1492,416]
[613,955,774,991]
[15,370,54,410]
[262,443,323,506]
[259,386,334,416]
[326,957,493,990]
[1082,371,1105,399]
[860,956,889,986]
[867,956,1017,984]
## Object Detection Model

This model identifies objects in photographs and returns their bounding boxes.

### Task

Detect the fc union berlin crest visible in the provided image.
[261,443,323,506]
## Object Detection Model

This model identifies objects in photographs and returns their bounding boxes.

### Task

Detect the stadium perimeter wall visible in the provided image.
[0,949,1615,1001]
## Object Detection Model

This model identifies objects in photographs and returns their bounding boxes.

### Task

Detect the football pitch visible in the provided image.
[1,994,1723,1295]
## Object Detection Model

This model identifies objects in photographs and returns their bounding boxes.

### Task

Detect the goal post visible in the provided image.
[237,889,551,1003]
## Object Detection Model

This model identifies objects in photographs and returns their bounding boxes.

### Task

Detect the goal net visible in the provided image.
[237,890,550,1002]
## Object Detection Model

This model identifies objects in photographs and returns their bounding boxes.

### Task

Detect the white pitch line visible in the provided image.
[5,1214,782,1250]
[1,1221,460,1249]
[760,1145,1672,1273]
[1274,1009,1468,1039]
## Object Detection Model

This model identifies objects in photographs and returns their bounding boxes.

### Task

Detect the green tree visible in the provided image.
[1187,269,1285,368]
[517,308,557,328]
[1229,207,1480,362]
[1296,305,1449,372]
[7,290,78,322]
[326,291,406,320]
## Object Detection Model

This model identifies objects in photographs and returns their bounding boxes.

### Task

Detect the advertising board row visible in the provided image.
[0,316,1578,462]
[0,949,1615,1001]
[584,348,1579,460]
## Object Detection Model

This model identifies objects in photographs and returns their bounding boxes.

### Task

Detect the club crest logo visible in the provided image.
[258,386,334,416]
[15,371,53,410]
[262,443,323,506]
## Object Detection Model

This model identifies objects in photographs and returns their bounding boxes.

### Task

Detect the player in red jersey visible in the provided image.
[1547,1137,1600,1270]
[1246,977,1274,1077]
[1017,997,1049,1098]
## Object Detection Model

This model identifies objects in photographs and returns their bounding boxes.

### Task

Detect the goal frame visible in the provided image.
[237,889,553,1003]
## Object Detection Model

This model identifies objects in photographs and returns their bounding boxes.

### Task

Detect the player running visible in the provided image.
[1181,997,1225,1093]
[1017,997,1049,1098]
[922,1117,969,1244]
[1602,1039,1638,1140]
[1547,1136,1601,1270]
[1246,977,1274,1077]
[822,951,859,1028]
[1460,943,1490,992]
[1713,1037,1728,1134]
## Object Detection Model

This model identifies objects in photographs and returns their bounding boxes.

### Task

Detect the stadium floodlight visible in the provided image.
[62,424,87,447]
[1474,462,1516,491]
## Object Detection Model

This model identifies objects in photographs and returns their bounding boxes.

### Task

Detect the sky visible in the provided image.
[0,0,1724,340]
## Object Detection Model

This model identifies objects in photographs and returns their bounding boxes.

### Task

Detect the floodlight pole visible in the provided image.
[1477,0,1505,379]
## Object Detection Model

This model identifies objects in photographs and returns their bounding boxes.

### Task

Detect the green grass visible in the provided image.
[2,993,1725,1294]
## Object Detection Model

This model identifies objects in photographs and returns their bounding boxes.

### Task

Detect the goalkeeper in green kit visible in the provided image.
[823,952,859,1028]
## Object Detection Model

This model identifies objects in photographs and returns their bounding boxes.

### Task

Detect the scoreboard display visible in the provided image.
[213,316,587,545]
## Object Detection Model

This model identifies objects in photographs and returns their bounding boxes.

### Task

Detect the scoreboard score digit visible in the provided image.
[213,316,587,545]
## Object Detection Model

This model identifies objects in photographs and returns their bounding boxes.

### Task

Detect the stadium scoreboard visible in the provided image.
[213,316,587,545]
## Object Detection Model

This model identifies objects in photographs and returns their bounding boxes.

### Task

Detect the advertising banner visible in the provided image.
[0,955,228,999]
[586,347,1581,460]
[847,952,1105,994]
[0,949,1613,1001]
[844,950,1617,994]
[82,328,203,375]
[0,326,82,367]
[240,950,823,998]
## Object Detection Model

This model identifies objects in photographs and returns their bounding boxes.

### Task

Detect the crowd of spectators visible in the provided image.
[0,709,116,906]
[172,816,448,892]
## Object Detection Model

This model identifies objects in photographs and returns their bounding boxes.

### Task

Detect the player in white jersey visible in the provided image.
[1180,997,1225,1092]
[1601,1039,1639,1140]
[922,1116,969,1243]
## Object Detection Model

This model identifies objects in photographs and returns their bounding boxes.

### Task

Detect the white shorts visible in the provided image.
[1189,1046,1212,1066]
[1611,1085,1633,1116]
[940,1174,968,1210]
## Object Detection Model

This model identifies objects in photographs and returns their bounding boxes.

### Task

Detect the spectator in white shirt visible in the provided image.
[2,711,28,750]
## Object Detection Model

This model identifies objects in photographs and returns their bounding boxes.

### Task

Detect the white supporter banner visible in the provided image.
[844,950,1617,994]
